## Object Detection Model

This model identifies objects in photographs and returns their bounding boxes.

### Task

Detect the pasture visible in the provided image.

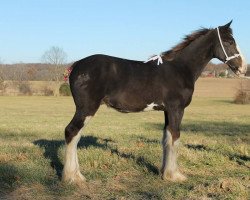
[0,79,249,199]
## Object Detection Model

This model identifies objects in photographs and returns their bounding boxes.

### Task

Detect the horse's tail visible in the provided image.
[63,61,78,82]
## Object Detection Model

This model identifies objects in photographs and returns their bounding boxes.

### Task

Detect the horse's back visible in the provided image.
[69,54,158,91]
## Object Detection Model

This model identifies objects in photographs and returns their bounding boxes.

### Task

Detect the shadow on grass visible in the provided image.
[34,135,159,181]
[33,140,64,178]
[185,143,250,168]
[136,136,160,144]
[185,144,208,151]
[33,136,107,179]
[110,148,159,175]
[143,121,249,168]
[145,120,250,137]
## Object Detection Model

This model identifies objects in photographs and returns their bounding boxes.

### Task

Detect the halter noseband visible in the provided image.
[216,27,240,63]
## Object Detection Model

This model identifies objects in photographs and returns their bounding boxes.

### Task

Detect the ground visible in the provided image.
[0,78,249,200]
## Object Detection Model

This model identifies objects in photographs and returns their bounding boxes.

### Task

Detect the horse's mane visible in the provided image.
[161,28,212,61]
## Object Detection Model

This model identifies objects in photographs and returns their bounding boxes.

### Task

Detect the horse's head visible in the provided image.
[214,21,247,76]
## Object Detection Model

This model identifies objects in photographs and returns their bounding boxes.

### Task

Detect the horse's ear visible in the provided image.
[222,20,233,29]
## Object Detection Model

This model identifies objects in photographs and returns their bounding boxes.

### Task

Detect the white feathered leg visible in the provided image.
[161,129,186,181]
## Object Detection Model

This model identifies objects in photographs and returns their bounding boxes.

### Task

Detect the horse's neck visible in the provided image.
[174,31,215,82]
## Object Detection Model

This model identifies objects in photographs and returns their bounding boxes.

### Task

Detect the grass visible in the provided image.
[0,96,249,200]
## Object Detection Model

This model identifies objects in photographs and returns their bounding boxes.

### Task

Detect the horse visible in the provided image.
[62,21,247,184]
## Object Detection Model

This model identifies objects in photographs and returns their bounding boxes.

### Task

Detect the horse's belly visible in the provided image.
[102,95,165,113]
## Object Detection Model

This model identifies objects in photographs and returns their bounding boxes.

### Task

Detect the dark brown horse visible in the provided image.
[62,21,247,184]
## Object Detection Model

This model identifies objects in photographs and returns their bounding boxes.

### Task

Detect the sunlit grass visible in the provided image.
[0,96,249,199]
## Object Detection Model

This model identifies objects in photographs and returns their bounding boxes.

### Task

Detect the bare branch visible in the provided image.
[41,46,68,82]
[41,46,67,65]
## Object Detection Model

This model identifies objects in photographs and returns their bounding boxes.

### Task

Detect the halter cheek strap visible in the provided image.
[216,27,240,63]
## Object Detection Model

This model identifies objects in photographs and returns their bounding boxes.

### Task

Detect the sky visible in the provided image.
[0,0,250,64]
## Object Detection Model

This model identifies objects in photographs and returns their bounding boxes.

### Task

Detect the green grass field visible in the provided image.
[0,96,249,200]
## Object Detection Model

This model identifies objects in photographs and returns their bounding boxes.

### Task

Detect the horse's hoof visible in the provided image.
[162,171,187,182]
[62,170,86,185]
[171,171,187,182]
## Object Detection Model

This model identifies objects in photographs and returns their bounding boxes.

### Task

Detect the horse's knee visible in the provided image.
[65,118,84,144]
[162,128,172,147]
[65,125,75,144]
[167,127,180,145]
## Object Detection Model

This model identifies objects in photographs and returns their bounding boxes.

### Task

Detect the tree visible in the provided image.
[42,46,67,66]
[41,46,67,95]
[0,58,7,94]
[41,46,67,81]
[0,68,5,94]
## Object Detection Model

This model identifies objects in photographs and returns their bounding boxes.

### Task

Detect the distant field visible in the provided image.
[194,78,249,97]
[0,96,249,199]
[4,77,250,97]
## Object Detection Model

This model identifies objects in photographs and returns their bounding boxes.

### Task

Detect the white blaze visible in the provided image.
[236,44,247,74]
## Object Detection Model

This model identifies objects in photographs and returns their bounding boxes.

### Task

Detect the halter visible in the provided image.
[216,27,240,63]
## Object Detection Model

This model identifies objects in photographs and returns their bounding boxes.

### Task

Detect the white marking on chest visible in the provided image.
[143,102,158,111]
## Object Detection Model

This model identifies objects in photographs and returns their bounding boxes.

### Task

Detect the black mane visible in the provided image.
[161,28,211,61]
[161,26,233,61]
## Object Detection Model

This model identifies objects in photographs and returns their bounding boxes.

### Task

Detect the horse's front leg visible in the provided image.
[161,109,187,182]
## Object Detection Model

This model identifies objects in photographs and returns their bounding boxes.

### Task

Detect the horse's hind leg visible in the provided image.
[62,104,99,184]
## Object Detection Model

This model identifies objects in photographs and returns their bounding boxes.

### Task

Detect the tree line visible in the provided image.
[0,45,249,82]
[0,46,70,82]
[0,63,70,82]
[1,62,249,82]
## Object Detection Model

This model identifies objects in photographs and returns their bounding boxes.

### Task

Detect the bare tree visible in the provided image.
[0,68,6,94]
[0,58,7,94]
[41,46,67,81]
[41,46,67,95]
[42,46,67,66]
[12,64,29,82]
